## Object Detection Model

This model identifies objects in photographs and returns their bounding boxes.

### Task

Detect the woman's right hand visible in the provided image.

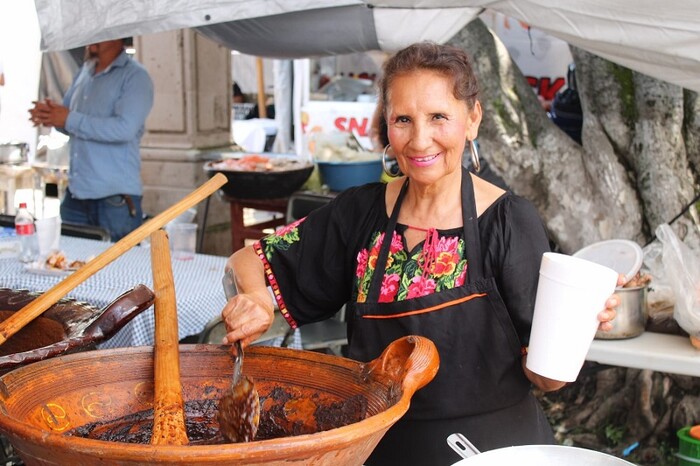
[221,288,274,348]
[221,246,275,348]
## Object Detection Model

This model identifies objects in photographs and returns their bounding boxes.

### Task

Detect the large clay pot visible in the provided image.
[0,285,154,374]
[0,335,438,465]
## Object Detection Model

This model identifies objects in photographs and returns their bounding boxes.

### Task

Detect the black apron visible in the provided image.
[348,168,554,465]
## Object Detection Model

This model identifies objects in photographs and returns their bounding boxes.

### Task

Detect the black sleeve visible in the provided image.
[257,184,384,325]
[481,194,551,345]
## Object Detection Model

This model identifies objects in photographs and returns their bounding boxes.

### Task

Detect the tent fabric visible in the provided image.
[33,0,358,52]
[197,5,380,59]
[32,0,700,92]
[197,5,476,58]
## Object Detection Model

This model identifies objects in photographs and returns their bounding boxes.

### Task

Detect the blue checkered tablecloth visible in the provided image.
[0,235,228,348]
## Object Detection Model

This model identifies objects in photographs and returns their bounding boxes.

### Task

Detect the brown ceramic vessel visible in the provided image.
[0,335,438,465]
[0,285,154,374]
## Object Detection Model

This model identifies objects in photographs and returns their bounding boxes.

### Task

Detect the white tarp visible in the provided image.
[32,0,700,92]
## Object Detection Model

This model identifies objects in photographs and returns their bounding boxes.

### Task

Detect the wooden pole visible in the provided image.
[256,57,267,119]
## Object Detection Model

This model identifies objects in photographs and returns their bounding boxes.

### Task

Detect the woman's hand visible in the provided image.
[220,246,275,348]
[522,358,567,392]
[523,273,627,392]
[221,289,274,348]
[596,274,626,332]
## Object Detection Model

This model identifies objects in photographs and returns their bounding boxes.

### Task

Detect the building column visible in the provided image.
[135,29,233,256]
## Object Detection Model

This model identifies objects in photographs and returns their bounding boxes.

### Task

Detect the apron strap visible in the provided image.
[461,167,484,282]
[367,168,484,300]
[367,179,410,302]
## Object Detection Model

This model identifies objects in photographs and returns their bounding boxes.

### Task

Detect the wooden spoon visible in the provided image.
[217,269,260,443]
[0,173,227,346]
[150,229,188,445]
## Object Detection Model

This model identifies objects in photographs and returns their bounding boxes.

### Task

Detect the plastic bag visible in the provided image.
[642,240,675,313]
[656,223,700,337]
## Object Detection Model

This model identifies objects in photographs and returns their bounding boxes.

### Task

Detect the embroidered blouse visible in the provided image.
[254,181,550,343]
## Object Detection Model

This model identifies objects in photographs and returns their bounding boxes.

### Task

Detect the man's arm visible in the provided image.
[64,69,154,143]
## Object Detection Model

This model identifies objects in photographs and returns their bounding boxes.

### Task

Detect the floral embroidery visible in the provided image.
[355,228,467,303]
[356,249,369,278]
[261,218,305,257]
[429,236,461,276]
[260,215,467,304]
[407,275,437,299]
[379,273,400,302]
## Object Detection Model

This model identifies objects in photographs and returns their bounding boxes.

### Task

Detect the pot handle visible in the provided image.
[367,335,440,399]
[83,284,155,339]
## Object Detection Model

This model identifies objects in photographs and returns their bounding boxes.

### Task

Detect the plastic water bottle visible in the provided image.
[15,202,38,263]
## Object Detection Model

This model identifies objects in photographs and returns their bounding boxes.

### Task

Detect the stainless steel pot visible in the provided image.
[0,142,29,165]
[595,285,648,339]
[448,433,634,465]
[451,445,635,465]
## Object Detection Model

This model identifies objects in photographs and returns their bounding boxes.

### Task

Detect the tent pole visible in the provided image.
[256,57,267,119]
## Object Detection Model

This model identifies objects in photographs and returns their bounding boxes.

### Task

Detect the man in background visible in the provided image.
[29,38,153,241]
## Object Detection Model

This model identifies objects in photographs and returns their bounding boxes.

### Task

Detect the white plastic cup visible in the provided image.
[526,252,618,382]
[168,223,197,261]
[34,216,61,259]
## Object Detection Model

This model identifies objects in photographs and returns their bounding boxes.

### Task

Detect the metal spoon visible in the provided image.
[446,433,481,459]
[217,270,260,443]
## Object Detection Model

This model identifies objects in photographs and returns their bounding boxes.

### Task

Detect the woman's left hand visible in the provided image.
[596,274,626,332]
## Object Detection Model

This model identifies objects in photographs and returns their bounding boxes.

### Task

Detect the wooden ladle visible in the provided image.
[0,173,227,346]
[150,229,188,445]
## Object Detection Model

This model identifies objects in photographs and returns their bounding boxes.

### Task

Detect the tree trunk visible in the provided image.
[448,19,700,465]
[447,20,699,253]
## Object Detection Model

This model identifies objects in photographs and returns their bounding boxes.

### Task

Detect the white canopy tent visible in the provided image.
[33,0,700,93]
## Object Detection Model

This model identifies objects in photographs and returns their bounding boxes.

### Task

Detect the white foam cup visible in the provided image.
[525,252,618,382]
[34,216,61,259]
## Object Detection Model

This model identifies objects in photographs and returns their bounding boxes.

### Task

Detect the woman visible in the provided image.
[221,42,620,465]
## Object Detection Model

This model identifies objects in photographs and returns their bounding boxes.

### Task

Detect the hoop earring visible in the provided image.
[382,144,401,177]
[469,139,481,173]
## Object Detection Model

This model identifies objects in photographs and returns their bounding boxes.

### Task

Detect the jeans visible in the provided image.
[60,189,143,242]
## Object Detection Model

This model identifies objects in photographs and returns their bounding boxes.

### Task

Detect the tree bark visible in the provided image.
[447,20,700,253]
[447,20,700,464]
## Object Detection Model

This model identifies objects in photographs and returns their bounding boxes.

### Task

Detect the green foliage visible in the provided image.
[604,424,625,446]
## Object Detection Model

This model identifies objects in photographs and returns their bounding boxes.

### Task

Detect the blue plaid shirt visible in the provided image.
[62,50,153,199]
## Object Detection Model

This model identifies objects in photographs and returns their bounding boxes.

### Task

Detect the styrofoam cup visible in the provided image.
[168,222,197,260]
[526,252,618,382]
[34,216,61,259]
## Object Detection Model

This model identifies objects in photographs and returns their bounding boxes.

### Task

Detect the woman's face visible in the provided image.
[385,69,481,187]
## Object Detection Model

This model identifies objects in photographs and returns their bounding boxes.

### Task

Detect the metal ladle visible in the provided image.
[217,269,260,443]
[446,433,481,459]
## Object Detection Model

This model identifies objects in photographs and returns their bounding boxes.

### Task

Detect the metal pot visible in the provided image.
[448,433,634,465]
[595,285,648,339]
[0,142,29,165]
[451,445,634,465]
[203,153,314,200]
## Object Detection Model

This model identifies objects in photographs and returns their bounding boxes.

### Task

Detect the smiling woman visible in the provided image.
[220,41,621,466]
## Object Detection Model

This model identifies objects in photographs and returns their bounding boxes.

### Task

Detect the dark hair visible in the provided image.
[379,42,479,111]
